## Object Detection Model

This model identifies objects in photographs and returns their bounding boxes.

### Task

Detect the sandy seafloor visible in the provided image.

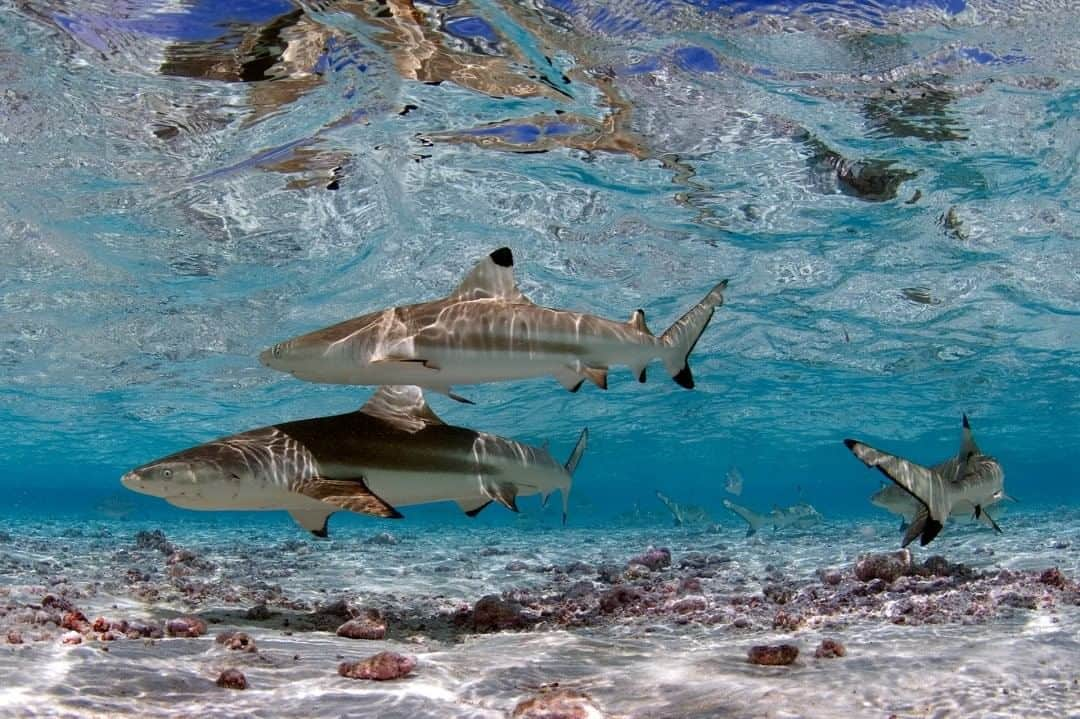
[1,508,1078,719]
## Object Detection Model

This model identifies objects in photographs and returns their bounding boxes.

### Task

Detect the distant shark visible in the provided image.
[122,386,588,537]
[260,247,728,401]
[655,490,712,527]
[845,414,1008,547]
[721,499,822,537]
[725,465,744,496]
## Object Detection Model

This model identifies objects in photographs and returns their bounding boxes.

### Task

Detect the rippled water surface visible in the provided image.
[1,0,1079,716]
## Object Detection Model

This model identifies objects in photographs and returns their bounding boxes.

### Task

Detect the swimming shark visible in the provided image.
[870,482,1009,534]
[260,247,728,401]
[845,414,1007,547]
[721,499,823,537]
[655,490,712,527]
[121,386,588,537]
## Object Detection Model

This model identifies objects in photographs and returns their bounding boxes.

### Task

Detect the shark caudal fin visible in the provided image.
[722,499,765,537]
[554,428,588,525]
[844,438,950,547]
[660,280,728,389]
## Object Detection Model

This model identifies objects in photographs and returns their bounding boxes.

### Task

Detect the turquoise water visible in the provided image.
[1,1,1079,716]
[2,0,1076,523]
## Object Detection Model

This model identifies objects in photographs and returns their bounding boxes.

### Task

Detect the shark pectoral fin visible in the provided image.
[977,505,1003,533]
[456,498,493,517]
[288,508,333,538]
[902,508,928,548]
[581,366,608,390]
[295,477,403,519]
[553,368,585,392]
[636,367,647,383]
[483,480,519,512]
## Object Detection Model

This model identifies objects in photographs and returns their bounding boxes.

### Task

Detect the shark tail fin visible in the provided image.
[660,280,728,389]
[722,499,764,537]
[844,438,950,546]
[558,428,588,525]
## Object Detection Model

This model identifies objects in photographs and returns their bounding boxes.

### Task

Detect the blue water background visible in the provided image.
[0,0,1077,531]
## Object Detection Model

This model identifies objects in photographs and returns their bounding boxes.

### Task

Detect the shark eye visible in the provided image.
[163,469,172,479]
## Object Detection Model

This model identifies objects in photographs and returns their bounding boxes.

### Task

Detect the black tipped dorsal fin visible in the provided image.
[960,414,980,458]
[451,247,531,303]
[629,309,652,335]
[360,385,445,432]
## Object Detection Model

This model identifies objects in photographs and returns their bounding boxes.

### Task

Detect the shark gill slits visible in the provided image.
[490,247,514,267]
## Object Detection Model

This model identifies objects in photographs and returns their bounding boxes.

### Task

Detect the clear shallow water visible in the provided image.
[1,0,1079,715]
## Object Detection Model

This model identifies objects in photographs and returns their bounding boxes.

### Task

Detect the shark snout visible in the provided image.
[258,344,283,368]
[121,471,145,493]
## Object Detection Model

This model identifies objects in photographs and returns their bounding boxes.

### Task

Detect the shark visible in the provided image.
[870,482,1009,534]
[121,386,588,537]
[721,499,823,537]
[655,490,713,527]
[259,247,728,401]
[845,414,1007,547]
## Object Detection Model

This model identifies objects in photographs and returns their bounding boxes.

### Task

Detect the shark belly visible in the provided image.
[363,470,487,508]
[165,484,326,512]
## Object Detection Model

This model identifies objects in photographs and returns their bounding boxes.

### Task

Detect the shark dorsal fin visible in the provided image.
[360,385,445,432]
[451,248,531,303]
[960,413,980,459]
[628,309,652,335]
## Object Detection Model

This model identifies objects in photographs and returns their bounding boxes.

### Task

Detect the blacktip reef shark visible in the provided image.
[260,247,728,401]
[122,386,588,537]
[655,490,712,527]
[870,482,1009,534]
[845,414,1008,547]
[721,499,823,537]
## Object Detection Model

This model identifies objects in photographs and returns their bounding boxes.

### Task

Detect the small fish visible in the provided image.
[122,386,588,537]
[725,466,744,496]
[260,247,728,401]
[722,499,822,537]
[845,414,1009,547]
[900,287,940,305]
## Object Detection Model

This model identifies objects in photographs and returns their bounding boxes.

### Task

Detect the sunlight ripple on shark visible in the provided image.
[121,386,588,537]
[260,247,728,401]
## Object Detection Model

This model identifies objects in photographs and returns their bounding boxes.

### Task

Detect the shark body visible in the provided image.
[721,499,822,537]
[845,414,1006,547]
[260,248,728,400]
[870,482,1008,533]
[655,490,712,527]
[122,386,587,537]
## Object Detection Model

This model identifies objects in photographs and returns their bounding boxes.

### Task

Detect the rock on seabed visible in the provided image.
[338,651,416,681]
[748,644,799,666]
